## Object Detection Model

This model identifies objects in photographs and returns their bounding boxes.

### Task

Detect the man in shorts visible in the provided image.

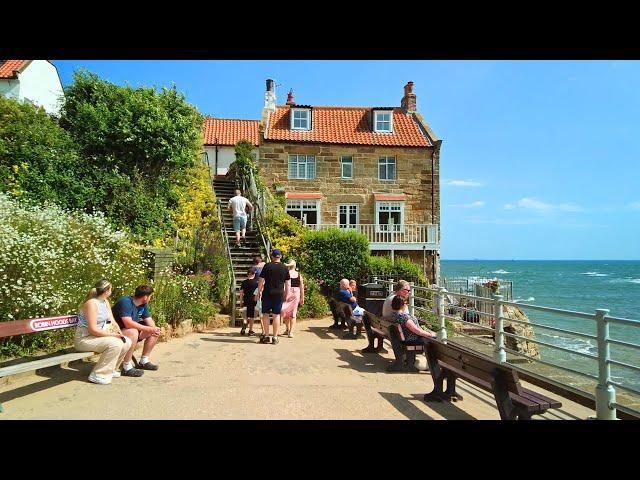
[257,249,290,345]
[228,189,253,247]
[112,285,161,376]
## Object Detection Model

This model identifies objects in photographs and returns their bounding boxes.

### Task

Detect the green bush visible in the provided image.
[0,96,89,210]
[151,270,219,327]
[297,276,330,319]
[0,193,148,358]
[365,255,426,283]
[296,228,370,290]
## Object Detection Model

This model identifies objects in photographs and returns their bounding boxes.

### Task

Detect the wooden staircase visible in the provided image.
[213,178,263,326]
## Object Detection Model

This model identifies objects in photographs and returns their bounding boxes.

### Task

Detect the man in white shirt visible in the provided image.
[228,189,253,247]
[382,279,411,317]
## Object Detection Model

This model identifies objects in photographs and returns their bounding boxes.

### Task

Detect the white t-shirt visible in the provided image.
[382,292,396,318]
[228,195,248,218]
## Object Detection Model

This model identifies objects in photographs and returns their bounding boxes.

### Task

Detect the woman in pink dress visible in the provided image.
[281,260,304,338]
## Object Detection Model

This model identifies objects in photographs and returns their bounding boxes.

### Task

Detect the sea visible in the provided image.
[440,260,640,391]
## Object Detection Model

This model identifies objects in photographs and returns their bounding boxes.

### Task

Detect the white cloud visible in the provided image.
[446,180,483,187]
[630,202,640,210]
[450,201,485,208]
[507,197,584,213]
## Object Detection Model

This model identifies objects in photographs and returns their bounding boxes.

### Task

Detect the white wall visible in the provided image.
[16,61,65,116]
[0,79,20,100]
[204,145,259,176]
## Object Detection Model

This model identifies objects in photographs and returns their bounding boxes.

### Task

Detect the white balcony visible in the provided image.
[312,224,440,251]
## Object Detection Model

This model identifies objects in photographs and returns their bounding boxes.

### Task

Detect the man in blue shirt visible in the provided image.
[335,278,359,310]
[112,285,161,376]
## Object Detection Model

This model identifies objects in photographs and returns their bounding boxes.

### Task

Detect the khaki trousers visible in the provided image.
[74,327,132,380]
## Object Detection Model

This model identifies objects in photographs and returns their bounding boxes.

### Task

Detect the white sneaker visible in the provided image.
[88,373,112,385]
[288,332,293,338]
[112,370,121,378]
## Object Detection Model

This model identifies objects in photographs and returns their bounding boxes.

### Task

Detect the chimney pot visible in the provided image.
[401,81,417,114]
[266,79,274,92]
[286,89,295,106]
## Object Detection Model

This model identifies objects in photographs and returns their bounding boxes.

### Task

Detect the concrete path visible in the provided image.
[0,317,595,420]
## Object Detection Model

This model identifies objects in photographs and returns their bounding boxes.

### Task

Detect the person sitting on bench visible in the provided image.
[335,278,365,317]
[391,295,437,346]
[74,279,131,385]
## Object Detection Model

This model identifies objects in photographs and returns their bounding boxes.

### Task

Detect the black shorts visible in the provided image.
[245,302,257,318]
[261,294,284,315]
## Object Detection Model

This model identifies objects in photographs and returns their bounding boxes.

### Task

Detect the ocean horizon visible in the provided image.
[440,259,640,391]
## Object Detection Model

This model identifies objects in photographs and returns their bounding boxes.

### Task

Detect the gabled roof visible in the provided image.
[265,105,432,147]
[0,60,30,79]
[203,117,260,146]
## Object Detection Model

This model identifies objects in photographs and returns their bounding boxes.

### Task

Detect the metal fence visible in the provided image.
[374,278,640,420]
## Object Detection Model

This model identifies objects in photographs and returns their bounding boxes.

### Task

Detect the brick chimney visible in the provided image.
[286,89,295,106]
[264,78,276,113]
[401,81,417,114]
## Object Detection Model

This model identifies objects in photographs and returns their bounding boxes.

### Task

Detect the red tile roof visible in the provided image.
[285,192,323,200]
[265,106,431,147]
[374,194,406,201]
[203,117,260,146]
[0,60,29,79]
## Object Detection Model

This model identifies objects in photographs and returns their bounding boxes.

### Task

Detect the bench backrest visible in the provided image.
[0,315,79,339]
[426,339,523,395]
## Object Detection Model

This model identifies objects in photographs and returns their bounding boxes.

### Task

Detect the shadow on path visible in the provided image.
[408,393,478,420]
[306,326,344,341]
[200,337,259,344]
[0,362,91,405]
[334,348,398,373]
[379,391,435,420]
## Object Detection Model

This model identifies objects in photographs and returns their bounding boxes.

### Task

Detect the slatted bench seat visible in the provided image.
[361,311,421,372]
[422,338,562,420]
[328,298,348,330]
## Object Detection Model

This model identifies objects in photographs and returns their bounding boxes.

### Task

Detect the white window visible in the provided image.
[286,200,320,228]
[337,204,359,229]
[341,156,353,179]
[288,155,316,180]
[378,157,396,181]
[291,108,311,130]
[374,110,393,133]
[375,201,404,233]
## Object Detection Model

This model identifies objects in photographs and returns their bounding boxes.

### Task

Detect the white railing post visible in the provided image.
[388,278,394,297]
[409,282,415,316]
[436,286,447,343]
[493,294,506,363]
[595,308,617,420]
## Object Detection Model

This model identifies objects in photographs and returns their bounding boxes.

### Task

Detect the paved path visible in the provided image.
[0,317,595,420]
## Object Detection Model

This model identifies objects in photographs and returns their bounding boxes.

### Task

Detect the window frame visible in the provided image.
[337,204,359,229]
[373,110,393,133]
[378,156,396,181]
[286,199,321,228]
[288,154,317,180]
[291,108,311,130]
[375,201,405,233]
[340,156,354,179]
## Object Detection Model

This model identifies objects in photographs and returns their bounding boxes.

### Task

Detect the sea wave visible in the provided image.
[537,333,598,356]
[580,272,609,277]
[514,297,535,303]
[491,269,511,274]
[607,278,640,284]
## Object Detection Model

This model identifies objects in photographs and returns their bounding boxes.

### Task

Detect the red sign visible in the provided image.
[29,315,79,332]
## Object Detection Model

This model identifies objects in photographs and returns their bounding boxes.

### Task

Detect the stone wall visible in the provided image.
[259,141,439,226]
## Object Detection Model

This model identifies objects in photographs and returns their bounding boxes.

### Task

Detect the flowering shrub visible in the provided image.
[484,279,500,294]
[0,193,148,358]
[297,276,329,319]
[150,268,219,327]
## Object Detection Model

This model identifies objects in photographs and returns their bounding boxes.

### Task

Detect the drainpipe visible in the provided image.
[215,137,219,176]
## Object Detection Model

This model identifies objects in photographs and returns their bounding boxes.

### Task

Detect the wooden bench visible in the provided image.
[361,312,422,372]
[332,300,364,339]
[0,314,137,413]
[328,298,348,330]
[422,338,562,420]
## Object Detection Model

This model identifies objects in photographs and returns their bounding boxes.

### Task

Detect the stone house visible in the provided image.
[258,79,442,283]
[203,117,260,176]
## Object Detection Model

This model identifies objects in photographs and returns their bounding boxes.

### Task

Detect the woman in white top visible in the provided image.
[280,260,304,338]
[74,279,132,385]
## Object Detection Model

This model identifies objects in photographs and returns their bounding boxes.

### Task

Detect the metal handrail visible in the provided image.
[216,199,236,324]
[372,277,640,419]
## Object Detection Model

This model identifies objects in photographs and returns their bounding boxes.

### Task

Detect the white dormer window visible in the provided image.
[374,110,393,133]
[291,108,311,130]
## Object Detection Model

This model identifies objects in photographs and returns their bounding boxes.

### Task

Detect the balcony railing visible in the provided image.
[311,224,439,248]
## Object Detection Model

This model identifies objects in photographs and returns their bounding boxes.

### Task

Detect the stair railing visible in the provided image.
[216,198,236,325]
[238,168,272,258]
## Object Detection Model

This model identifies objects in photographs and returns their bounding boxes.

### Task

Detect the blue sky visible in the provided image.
[53,60,640,260]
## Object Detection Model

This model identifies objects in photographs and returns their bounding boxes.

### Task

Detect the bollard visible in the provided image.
[595,309,617,420]
[436,287,447,343]
[493,294,506,363]
[388,278,394,296]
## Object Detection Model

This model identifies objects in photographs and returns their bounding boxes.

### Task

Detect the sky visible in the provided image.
[53,60,640,260]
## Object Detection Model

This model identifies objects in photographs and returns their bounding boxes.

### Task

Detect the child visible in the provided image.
[239,267,259,336]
